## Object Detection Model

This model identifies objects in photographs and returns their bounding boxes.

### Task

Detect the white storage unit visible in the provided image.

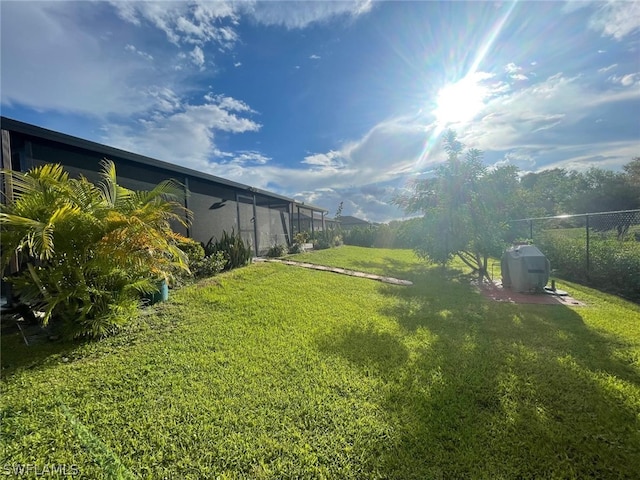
[501,245,550,293]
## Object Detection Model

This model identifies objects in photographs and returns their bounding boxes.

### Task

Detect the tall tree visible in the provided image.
[394,131,524,280]
[623,157,640,188]
[520,168,586,216]
[569,167,640,213]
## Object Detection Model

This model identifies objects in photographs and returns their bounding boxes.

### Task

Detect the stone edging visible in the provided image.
[255,258,413,286]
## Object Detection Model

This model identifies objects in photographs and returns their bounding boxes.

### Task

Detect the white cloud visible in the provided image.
[0,2,161,116]
[460,72,640,152]
[229,151,271,166]
[309,54,321,60]
[125,44,154,61]
[242,0,373,29]
[498,150,537,170]
[598,63,618,73]
[146,87,182,113]
[617,73,640,87]
[109,0,373,39]
[532,141,640,173]
[504,62,522,74]
[190,45,205,68]
[588,0,640,40]
[101,94,261,167]
[204,94,255,113]
[302,151,343,168]
[504,63,528,81]
[109,0,239,48]
[234,62,242,67]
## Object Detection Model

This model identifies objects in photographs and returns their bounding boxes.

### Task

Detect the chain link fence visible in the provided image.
[509,210,640,302]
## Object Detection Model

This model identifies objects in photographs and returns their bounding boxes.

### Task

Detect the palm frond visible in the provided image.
[0,169,40,200]
[97,158,133,209]
[98,159,118,207]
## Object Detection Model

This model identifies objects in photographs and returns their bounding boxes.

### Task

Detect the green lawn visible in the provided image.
[2,246,639,479]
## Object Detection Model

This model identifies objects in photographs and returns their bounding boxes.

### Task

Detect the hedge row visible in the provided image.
[537,234,640,303]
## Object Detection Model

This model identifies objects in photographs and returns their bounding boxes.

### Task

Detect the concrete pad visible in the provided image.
[477,281,586,306]
[259,258,413,286]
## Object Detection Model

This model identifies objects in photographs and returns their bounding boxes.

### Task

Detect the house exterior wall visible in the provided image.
[2,121,332,257]
[187,177,241,246]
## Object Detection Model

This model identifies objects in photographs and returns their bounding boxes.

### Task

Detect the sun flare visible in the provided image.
[434,77,488,125]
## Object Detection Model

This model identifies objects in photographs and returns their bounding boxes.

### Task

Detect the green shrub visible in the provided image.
[538,234,640,302]
[310,229,342,250]
[344,226,376,247]
[178,238,206,264]
[172,238,205,286]
[192,251,227,278]
[0,161,190,338]
[266,243,288,258]
[288,232,310,253]
[175,238,226,279]
[288,243,306,254]
[204,230,253,270]
[373,224,396,248]
[293,232,309,245]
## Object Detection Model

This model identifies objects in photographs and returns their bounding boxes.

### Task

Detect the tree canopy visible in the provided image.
[393,131,527,280]
[393,131,639,278]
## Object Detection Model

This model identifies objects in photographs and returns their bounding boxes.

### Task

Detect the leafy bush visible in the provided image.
[312,232,335,250]
[288,232,310,253]
[178,238,206,265]
[192,251,227,278]
[204,230,253,270]
[288,243,306,254]
[171,238,204,286]
[343,226,376,247]
[310,229,342,250]
[0,161,190,338]
[538,234,640,302]
[174,238,226,280]
[373,224,397,248]
[266,243,288,258]
[342,219,429,250]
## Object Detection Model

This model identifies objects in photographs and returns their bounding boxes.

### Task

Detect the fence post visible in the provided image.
[529,219,533,241]
[585,214,590,280]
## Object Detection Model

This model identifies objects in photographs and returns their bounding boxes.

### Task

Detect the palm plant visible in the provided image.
[1,160,191,338]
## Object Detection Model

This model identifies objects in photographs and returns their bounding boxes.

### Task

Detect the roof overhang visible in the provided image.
[1,116,298,204]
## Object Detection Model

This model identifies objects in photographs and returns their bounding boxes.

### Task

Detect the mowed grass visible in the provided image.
[2,246,639,479]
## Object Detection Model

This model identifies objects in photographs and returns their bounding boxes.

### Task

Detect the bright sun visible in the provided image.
[434,77,488,125]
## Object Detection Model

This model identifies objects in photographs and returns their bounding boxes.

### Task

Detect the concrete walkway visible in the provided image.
[255,258,413,286]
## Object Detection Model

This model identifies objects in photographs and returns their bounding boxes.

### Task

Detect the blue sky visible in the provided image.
[2,1,639,221]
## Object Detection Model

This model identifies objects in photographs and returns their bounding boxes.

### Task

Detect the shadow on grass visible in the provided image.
[0,329,82,376]
[318,265,640,478]
[0,305,174,377]
[349,256,437,282]
[316,325,409,379]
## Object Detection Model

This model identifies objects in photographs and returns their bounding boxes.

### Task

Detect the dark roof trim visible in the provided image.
[1,116,327,212]
[340,215,373,225]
